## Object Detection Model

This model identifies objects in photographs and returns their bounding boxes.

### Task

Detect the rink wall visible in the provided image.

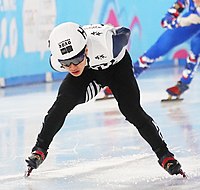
[0,0,189,87]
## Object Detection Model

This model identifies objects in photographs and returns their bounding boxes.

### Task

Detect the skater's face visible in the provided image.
[193,0,200,7]
[60,47,88,77]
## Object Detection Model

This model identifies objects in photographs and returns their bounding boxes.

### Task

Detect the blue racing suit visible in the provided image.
[134,0,200,87]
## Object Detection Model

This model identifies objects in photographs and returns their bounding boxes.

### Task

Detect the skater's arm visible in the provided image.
[112,27,131,58]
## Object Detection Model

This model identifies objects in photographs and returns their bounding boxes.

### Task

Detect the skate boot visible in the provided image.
[158,152,186,177]
[25,147,47,177]
[104,86,113,97]
[162,81,189,101]
[96,86,114,101]
[133,57,150,78]
[165,81,189,100]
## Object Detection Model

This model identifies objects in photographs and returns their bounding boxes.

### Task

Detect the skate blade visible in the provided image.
[179,169,187,178]
[161,98,183,102]
[95,96,114,101]
[161,94,183,102]
[24,166,33,178]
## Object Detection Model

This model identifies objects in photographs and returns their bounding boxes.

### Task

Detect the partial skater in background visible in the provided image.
[134,0,200,100]
[25,22,185,177]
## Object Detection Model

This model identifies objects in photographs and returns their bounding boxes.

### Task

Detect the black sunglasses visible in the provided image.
[58,46,86,67]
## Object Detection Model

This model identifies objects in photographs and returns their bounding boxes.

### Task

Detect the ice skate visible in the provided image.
[133,57,150,78]
[158,152,186,178]
[25,147,47,177]
[161,81,189,102]
[95,86,114,101]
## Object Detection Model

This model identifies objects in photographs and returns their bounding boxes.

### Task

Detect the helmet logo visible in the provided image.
[58,39,73,55]
[77,27,87,39]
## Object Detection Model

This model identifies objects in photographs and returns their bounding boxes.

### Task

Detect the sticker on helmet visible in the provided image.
[58,39,73,55]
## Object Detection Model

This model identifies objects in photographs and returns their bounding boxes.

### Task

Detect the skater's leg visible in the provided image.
[134,24,200,77]
[34,74,88,150]
[26,70,96,170]
[166,31,200,97]
[180,32,200,85]
[111,53,168,156]
[110,52,184,175]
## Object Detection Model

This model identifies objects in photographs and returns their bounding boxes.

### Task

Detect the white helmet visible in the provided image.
[48,22,87,60]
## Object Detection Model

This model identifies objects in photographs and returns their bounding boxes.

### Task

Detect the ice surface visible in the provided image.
[0,67,200,190]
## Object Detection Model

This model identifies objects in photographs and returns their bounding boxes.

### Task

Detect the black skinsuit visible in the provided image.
[34,51,169,159]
